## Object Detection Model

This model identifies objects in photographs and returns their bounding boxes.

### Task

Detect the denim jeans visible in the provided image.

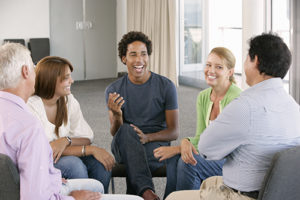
[164,152,225,198]
[111,123,169,196]
[54,155,111,193]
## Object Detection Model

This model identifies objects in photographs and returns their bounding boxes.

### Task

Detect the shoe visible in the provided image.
[142,189,160,200]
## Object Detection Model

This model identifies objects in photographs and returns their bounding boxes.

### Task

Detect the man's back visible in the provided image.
[199,78,300,191]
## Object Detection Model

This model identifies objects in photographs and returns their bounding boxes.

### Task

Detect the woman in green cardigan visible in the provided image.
[154,47,242,198]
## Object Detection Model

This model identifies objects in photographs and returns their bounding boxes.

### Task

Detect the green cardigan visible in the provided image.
[188,83,242,150]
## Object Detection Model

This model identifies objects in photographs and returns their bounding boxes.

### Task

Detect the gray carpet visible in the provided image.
[71,78,201,198]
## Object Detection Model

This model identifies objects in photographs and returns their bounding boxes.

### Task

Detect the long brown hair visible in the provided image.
[35,56,74,136]
[210,47,236,83]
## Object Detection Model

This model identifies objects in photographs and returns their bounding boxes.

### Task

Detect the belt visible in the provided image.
[230,188,259,199]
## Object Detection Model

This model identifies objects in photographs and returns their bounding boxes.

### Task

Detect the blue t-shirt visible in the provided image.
[105,72,178,133]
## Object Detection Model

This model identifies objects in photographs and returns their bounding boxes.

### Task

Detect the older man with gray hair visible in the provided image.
[0,42,103,200]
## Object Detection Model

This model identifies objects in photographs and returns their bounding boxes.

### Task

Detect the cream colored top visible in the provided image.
[27,94,94,142]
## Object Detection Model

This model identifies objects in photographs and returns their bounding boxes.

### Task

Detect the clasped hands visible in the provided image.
[153,138,199,166]
[50,138,115,171]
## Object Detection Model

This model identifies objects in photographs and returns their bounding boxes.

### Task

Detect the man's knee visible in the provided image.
[166,190,201,200]
[115,123,140,143]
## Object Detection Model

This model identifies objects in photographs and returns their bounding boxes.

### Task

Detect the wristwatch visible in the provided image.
[65,136,72,146]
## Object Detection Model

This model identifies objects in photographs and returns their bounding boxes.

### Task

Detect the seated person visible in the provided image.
[27,56,114,193]
[154,47,241,197]
[0,42,102,200]
[166,33,300,200]
[105,31,179,200]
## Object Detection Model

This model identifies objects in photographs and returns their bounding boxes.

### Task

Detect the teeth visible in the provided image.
[134,65,143,69]
[208,75,216,79]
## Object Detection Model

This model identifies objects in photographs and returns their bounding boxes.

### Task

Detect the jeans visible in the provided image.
[164,152,225,198]
[54,155,111,193]
[111,123,169,196]
[60,178,104,195]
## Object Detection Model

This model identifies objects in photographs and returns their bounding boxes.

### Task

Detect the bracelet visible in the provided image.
[65,136,72,146]
[81,145,86,157]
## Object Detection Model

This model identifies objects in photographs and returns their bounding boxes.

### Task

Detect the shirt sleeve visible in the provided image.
[198,97,251,160]
[68,95,94,142]
[165,81,178,110]
[18,123,73,200]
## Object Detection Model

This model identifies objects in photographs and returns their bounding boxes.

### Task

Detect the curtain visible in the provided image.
[127,0,177,85]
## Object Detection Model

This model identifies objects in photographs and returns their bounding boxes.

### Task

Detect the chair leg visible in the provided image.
[111,177,115,194]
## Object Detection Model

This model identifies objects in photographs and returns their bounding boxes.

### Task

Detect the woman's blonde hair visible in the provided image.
[210,47,236,83]
[34,56,73,136]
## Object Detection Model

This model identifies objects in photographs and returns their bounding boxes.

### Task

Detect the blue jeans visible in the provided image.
[164,153,225,198]
[111,123,169,196]
[54,155,111,193]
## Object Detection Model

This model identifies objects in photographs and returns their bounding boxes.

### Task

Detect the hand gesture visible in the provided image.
[107,92,124,116]
[130,124,149,144]
[50,137,69,163]
[153,146,180,162]
[91,146,115,171]
[70,190,101,200]
[180,139,199,166]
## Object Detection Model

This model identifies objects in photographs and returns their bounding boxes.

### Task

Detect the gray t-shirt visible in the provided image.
[105,72,178,133]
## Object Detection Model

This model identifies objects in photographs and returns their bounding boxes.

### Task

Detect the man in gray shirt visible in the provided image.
[166,33,300,200]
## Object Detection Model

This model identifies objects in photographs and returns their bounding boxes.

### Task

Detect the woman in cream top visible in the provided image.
[27,56,114,193]
[28,94,93,142]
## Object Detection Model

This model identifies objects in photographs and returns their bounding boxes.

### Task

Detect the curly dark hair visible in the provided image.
[118,31,152,64]
[248,33,291,78]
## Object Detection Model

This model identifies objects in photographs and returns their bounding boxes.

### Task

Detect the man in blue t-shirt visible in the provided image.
[105,31,179,200]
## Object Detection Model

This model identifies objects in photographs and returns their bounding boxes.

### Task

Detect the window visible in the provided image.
[178,0,205,88]
[178,0,242,88]
[271,0,291,92]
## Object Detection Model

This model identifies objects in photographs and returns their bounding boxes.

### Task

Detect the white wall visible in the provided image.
[0,0,49,45]
[116,0,127,73]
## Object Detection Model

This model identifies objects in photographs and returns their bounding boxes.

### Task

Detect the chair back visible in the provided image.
[3,39,25,46]
[258,146,300,200]
[28,38,50,64]
[0,153,20,200]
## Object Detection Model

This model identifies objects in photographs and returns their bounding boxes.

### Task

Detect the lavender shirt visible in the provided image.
[0,91,73,200]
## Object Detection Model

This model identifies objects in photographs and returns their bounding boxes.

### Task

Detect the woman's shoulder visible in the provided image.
[198,87,212,98]
[66,94,81,110]
[27,95,43,108]
[227,83,242,96]
[196,87,212,104]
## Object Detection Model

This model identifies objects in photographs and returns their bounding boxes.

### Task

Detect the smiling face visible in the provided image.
[122,41,150,84]
[204,53,233,88]
[54,65,74,97]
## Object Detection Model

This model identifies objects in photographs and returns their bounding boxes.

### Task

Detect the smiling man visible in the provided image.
[105,31,179,200]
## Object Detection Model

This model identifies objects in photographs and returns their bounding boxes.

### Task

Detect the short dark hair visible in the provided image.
[118,31,152,63]
[248,33,291,78]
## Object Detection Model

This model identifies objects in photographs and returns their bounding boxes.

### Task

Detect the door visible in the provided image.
[50,0,117,80]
